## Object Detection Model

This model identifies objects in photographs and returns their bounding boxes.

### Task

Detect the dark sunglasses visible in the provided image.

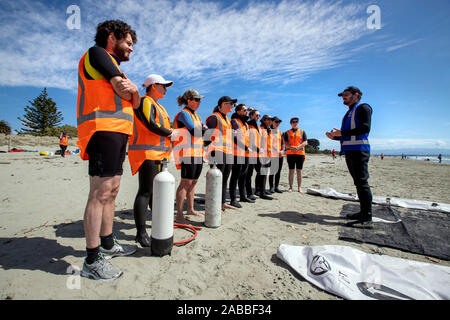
[193,98,201,102]
[291,120,298,123]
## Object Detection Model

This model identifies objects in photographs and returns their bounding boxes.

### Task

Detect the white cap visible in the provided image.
[142,74,174,90]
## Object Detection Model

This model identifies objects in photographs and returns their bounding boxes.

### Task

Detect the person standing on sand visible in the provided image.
[326,86,373,229]
[284,117,308,193]
[268,117,285,193]
[173,89,206,224]
[59,131,71,157]
[77,20,140,281]
[128,74,173,247]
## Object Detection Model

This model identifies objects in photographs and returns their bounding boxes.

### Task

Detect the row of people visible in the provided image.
[76,20,373,282]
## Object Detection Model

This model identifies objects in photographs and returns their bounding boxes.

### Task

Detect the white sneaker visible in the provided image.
[81,253,123,281]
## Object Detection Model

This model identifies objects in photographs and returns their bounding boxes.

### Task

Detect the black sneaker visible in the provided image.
[346,212,364,220]
[346,219,373,229]
[274,188,283,193]
[230,200,242,208]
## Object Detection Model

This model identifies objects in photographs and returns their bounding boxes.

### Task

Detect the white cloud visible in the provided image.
[385,39,423,52]
[1,0,372,90]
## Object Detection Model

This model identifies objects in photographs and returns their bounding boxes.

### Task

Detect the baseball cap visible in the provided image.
[184,89,205,100]
[338,86,362,97]
[272,116,282,123]
[290,117,299,123]
[261,115,274,121]
[143,74,174,90]
[218,96,237,106]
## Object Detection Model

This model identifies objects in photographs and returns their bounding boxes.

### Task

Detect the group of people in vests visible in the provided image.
[76,20,372,281]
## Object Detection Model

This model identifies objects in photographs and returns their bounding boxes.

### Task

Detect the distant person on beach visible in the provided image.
[331,149,336,160]
[380,153,384,160]
[59,132,71,157]
[438,154,442,163]
[128,74,173,247]
[173,89,206,223]
[284,117,308,193]
[77,20,140,281]
[326,86,373,229]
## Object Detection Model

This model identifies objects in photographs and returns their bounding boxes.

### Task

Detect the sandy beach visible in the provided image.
[1,134,449,300]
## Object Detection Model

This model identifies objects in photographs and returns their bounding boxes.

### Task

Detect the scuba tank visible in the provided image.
[204,161,222,228]
[151,159,175,256]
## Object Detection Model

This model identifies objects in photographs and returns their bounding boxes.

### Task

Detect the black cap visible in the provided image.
[261,114,274,121]
[218,96,237,106]
[290,117,299,123]
[338,86,362,97]
[272,116,282,123]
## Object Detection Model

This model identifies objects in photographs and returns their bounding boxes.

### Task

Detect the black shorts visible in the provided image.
[287,154,305,170]
[181,157,203,180]
[86,131,128,177]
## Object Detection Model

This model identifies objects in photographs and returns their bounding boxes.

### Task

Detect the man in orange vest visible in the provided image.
[284,117,308,193]
[59,131,71,157]
[77,20,140,281]
[268,117,285,193]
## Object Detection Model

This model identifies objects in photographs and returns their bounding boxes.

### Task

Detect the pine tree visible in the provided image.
[0,120,12,135]
[18,88,63,135]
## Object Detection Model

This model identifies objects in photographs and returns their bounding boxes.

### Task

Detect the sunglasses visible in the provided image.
[291,120,298,123]
[193,98,201,102]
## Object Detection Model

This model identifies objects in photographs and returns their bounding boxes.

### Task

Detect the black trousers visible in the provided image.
[60,144,67,157]
[255,157,270,195]
[133,160,161,232]
[229,156,249,201]
[245,158,260,196]
[209,151,232,204]
[269,156,283,189]
[345,151,373,216]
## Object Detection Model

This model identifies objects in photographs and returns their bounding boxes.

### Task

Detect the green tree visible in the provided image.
[307,138,320,150]
[0,120,12,135]
[43,125,78,137]
[18,88,63,135]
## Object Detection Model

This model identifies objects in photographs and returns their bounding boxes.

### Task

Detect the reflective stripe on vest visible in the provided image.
[340,103,370,152]
[286,129,305,155]
[76,49,134,160]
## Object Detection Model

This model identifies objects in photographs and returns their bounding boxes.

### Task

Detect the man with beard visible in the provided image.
[77,20,140,281]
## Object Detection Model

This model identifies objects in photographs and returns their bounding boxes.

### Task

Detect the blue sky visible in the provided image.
[0,0,449,152]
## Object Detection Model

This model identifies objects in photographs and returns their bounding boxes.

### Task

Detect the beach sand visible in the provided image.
[1,134,449,300]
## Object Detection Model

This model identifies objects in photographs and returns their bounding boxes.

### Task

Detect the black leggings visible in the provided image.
[210,151,232,204]
[245,159,261,196]
[229,156,249,201]
[133,160,161,232]
[269,157,283,189]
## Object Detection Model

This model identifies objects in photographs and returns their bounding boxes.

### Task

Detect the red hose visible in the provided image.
[173,223,202,246]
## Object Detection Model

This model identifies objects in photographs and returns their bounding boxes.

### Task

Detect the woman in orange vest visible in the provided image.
[173,89,206,224]
[59,131,71,157]
[205,96,236,210]
[128,74,173,247]
[245,109,263,200]
[229,103,253,208]
[284,117,308,193]
[268,117,285,193]
[258,115,275,199]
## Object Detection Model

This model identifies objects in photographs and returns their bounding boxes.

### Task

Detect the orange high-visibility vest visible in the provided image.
[59,136,69,146]
[76,49,134,160]
[286,128,305,155]
[173,107,204,169]
[232,118,249,157]
[271,129,283,157]
[205,112,233,156]
[247,122,260,159]
[128,96,172,175]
